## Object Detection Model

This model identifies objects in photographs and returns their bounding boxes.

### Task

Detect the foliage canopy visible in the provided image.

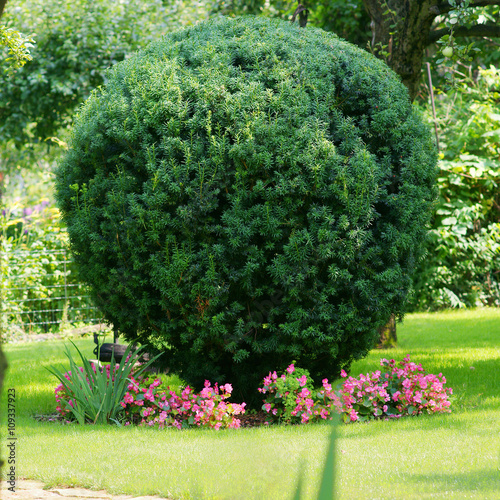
[56,16,437,402]
[0,0,205,148]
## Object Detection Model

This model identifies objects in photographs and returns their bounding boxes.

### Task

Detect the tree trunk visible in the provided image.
[362,0,439,101]
[0,0,8,20]
[377,313,397,349]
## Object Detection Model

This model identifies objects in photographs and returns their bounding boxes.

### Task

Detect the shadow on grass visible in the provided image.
[404,468,500,494]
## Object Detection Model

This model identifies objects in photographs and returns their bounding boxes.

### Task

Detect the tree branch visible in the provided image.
[291,3,309,28]
[0,0,8,20]
[436,0,500,15]
[429,23,500,43]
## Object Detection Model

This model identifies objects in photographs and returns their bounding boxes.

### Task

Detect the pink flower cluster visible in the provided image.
[377,356,453,418]
[259,356,453,424]
[258,364,315,424]
[119,376,246,430]
[54,356,451,428]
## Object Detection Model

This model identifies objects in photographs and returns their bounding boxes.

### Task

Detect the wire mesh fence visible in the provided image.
[1,248,101,336]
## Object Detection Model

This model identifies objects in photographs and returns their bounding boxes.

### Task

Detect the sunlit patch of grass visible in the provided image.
[1,308,499,499]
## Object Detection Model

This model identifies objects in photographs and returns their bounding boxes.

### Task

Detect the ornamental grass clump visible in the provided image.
[56,16,437,404]
[49,342,159,425]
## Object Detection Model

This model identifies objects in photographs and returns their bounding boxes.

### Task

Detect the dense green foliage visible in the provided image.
[411,67,500,309]
[56,16,437,402]
[0,0,206,149]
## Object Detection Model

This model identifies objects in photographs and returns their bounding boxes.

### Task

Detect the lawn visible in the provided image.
[1,308,499,499]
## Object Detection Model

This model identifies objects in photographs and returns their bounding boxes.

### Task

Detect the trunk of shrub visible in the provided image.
[377,314,397,349]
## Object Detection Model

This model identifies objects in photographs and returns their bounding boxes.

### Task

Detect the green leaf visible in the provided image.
[441,217,457,226]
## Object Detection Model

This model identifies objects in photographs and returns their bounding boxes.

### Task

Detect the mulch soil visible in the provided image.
[33,411,271,427]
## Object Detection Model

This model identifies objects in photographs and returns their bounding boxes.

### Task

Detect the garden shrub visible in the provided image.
[56,16,437,404]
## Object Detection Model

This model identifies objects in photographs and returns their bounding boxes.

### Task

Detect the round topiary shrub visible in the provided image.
[56,16,437,404]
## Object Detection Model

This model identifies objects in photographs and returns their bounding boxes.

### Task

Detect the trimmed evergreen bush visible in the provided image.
[56,16,437,404]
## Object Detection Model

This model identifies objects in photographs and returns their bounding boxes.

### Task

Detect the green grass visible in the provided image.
[1,309,499,499]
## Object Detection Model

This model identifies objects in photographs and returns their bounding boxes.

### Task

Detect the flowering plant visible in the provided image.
[53,363,246,429]
[120,377,246,430]
[258,363,315,424]
[49,341,159,425]
[259,356,453,424]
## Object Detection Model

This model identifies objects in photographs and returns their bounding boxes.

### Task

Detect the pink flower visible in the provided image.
[123,392,134,404]
[297,375,307,387]
[340,369,348,378]
[286,364,295,374]
[298,387,311,398]
[322,379,332,391]
[200,387,213,398]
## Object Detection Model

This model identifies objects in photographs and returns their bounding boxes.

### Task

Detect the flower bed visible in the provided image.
[120,377,246,430]
[259,356,453,424]
[54,356,452,429]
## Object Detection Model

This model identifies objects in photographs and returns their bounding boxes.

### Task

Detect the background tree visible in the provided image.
[363,0,500,100]
[210,0,500,100]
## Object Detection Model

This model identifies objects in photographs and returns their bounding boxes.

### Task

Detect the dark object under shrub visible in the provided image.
[56,16,437,404]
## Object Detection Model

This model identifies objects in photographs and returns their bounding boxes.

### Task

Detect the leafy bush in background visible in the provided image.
[0,0,208,150]
[410,66,500,310]
[56,16,437,404]
[208,0,371,48]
